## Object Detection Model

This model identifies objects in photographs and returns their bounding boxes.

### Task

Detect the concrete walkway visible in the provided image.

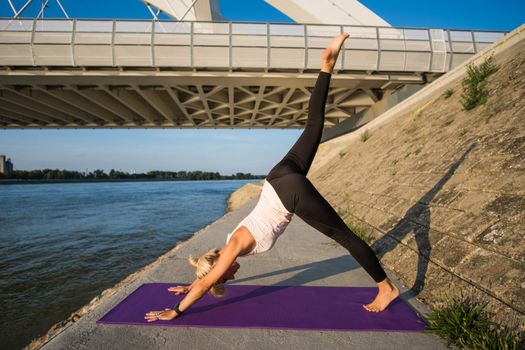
[40,198,450,350]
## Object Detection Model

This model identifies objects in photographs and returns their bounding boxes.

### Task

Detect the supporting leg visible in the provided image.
[282,174,399,312]
[290,175,387,283]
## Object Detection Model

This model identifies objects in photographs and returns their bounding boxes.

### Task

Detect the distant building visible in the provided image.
[0,155,14,174]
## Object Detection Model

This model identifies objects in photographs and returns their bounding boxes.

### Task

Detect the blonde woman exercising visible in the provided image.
[145,33,399,323]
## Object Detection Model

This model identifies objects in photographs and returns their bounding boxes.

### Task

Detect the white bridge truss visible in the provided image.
[0,18,506,129]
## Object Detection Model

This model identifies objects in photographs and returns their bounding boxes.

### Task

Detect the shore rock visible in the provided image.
[227,181,263,212]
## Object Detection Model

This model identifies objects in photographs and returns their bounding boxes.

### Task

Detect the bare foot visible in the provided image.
[363,279,400,312]
[321,32,350,71]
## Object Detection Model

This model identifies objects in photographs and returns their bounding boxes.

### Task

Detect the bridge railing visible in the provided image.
[0,18,507,73]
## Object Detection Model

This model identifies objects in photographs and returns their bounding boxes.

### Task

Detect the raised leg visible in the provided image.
[267,33,350,180]
[267,71,332,180]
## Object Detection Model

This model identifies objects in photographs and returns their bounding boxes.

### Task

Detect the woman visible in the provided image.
[145,32,399,323]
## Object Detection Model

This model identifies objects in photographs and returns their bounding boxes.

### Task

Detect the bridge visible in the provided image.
[0,2,506,129]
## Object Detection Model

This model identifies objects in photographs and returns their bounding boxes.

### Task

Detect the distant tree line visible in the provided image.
[0,169,264,180]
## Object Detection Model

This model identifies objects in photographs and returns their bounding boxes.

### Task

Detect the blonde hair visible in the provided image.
[188,247,227,298]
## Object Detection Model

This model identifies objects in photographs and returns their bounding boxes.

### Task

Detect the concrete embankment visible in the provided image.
[28,186,449,349]
[307,23,525,329]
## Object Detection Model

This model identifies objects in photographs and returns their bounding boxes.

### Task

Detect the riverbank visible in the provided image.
[30,193,448,350]
[1,180,250,349]
[25,181,262,349]
[226,180,264,211]
[25,209,228,350]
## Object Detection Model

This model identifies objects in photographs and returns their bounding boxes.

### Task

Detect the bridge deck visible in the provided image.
[0,19,506,129]
[0,19,506,73]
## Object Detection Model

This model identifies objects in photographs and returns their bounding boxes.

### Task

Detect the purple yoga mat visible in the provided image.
[97,283,426,332]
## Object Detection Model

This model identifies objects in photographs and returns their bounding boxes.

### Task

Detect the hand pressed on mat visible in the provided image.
[168,285,189,295]
[144,308,178,322]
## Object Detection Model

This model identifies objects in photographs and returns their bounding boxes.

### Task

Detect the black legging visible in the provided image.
[266,71,387,283]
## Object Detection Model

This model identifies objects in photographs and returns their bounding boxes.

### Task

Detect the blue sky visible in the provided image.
[1,0,524,175]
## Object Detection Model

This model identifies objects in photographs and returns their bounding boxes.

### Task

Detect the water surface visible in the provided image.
[0,179,258,349]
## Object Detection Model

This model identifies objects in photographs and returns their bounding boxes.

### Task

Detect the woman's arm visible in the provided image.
[167,246,231,295]
[188,278,199,291]
[145,239,242,322]
[168,278,200,294]
[178,240,240,311]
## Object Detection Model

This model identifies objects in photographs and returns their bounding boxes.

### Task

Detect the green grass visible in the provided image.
[443,88,454,99]
[344,218,375,244]
[414,147,422,156]
[426,295,525,349]
[483,102,504,123]
[411,108,424,121]
[443,117,455,127]
[460,54,498,111]
[340,192,374,244]
[459,128,468,137]
[360,129,371,142]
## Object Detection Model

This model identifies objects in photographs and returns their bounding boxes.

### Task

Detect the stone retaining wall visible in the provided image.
[307,46,525,329]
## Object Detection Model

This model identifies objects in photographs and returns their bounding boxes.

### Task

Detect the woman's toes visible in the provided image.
[364,303,376,312]
[364,302,381,312]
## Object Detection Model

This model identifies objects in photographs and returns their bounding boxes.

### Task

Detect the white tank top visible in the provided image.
[226,179,293,255]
